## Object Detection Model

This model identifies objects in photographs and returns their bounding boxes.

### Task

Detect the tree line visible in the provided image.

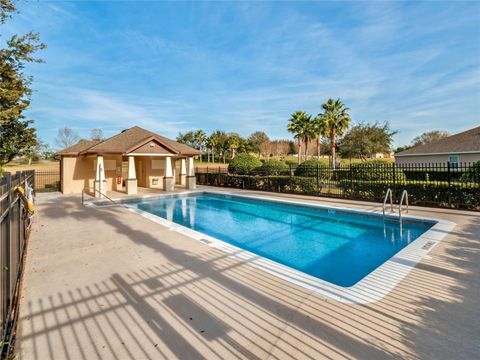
[176,130,296,163]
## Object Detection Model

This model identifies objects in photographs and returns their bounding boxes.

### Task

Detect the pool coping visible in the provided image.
[85,190,456,304]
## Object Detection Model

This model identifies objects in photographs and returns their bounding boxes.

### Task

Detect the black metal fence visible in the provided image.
[0,170,35,357]
[34,170,60,193]
[196,162,480,210]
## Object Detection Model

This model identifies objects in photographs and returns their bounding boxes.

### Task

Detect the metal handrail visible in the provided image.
[399,189,409,220]
[81,187,117,205]
[383,188,393,217]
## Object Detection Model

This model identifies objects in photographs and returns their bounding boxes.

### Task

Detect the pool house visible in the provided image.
[56,126,202,196]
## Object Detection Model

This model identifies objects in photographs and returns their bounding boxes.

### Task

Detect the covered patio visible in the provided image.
[56,126,202,197]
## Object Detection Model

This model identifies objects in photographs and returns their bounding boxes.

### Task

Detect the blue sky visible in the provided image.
[3,1,480,149]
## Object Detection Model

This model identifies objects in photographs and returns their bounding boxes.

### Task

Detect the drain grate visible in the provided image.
[421,241,436,250]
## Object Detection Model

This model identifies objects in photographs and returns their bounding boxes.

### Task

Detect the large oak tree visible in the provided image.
[0,0,45,165]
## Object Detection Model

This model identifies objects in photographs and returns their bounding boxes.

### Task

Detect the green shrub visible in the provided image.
[338,180,479,210]
[285,159,298,166]
[294,159,330,177]
[351,159,406,182]
[258,159,288,175]
[461,161,480,181]
[228,153,262,175]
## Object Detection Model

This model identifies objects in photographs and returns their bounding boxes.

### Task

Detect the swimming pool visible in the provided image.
[133,192,433,286]
[125,191,455,303]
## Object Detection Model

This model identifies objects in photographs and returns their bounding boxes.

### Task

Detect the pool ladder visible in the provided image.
[383,188,409,220]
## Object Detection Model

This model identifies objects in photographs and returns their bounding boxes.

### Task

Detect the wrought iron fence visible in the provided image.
[0,170,35,358]
[34,170,60,193]
[196,162,480,211]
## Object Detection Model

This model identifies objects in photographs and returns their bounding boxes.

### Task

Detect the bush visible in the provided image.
[338,180,479,210]
[461,161,480,181]
[350,159,406,182]
[285,159,298,166]
[258,159,288,175]
[294,159,330,177]
[228,153,262,175]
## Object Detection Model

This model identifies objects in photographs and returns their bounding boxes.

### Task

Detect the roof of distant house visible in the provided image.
[396,126,480,157]
[56,126,202,156]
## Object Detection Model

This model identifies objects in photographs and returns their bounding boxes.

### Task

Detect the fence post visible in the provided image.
[392,163,396,194]
[5,172,12,318]
[316,164,319,193]
[289,164,293,190]
[349,164,353,198]
[447,161,452,207]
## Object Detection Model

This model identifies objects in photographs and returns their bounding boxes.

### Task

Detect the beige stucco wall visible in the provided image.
[395,153,480,165]
[61,155,123,194]
[62,155,190,194]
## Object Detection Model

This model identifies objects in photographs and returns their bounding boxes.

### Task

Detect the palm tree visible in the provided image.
[227,133,241,159]
[288,111,314,164]
[288,111,305,164]
[207,134,218,163]
[320,98,351,168]
[193,130,207,162]
[312,115,327,160]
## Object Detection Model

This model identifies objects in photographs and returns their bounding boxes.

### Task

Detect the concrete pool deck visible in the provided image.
[16,188,480,359]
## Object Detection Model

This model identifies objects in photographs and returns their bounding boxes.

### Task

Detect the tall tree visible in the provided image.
[0,0,45,165]
[176,131,196,147]
[312,115,327,160]
[339,122,396,160]
[193,129,207,162]
[287,111,313,164]
[412,130,450,147]
[55,127,79,149]
[319,98,351,168]
[227,133,241,159]
[91,128,104,141]
[247,131,269,155]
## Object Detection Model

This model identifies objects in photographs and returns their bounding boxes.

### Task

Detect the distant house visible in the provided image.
[395,126,480,165]
[56,126,202,196]
[370,152,394,159]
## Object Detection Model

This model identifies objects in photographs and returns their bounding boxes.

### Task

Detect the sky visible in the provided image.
[2,0,480,149]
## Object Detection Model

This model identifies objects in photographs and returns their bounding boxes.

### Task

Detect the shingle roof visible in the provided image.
[56,126,202,156]
[396,126,480,156]
[55,140,102,156]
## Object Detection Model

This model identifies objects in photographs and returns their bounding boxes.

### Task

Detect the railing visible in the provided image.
[383,188,393,217]
[399,190,409,220]
[81,187,117,205]
[195,161,480,211]
[0,170,35,359]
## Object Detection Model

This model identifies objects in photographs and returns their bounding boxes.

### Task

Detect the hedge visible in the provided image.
[228,153,262,175]
[338,180,479,210]
[196,172,479,210]
[294,160,331,180]
[350,160,406,182]
[258,159,288,175]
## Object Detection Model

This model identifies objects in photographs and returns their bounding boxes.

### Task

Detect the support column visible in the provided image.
[126,155,137,195]
[163,156,174,192]
[180,158,187,185]
[94,155,106,198]
[186,156,196,189]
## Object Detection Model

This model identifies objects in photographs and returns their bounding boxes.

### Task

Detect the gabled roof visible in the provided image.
[396,126,480,157]
[56,126,202,156]
[55,140,102,156]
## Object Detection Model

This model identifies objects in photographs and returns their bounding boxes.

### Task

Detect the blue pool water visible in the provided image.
[133,193,435,287]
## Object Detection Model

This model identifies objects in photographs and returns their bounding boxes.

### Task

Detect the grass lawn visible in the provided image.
[194,160,228,169]
[3,160,60,172]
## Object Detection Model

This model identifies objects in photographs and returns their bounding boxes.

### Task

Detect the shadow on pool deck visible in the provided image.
[16,193,480,359]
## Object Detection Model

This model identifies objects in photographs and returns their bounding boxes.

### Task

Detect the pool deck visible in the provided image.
[16,187,480,359]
